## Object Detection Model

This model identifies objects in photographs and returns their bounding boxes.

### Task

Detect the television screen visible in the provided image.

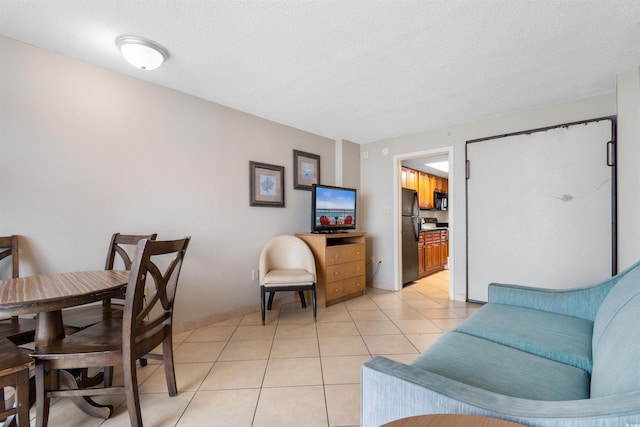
[312,184,357,233]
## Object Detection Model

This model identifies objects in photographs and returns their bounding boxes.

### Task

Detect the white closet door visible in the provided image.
[466,119,614,302]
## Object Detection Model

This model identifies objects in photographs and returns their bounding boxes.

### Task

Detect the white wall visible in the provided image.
[616,68,640,270]
[360,93,621,299]
[340,139,361,190]
[0,36,340,330]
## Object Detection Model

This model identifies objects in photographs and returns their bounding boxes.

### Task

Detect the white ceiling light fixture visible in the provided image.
[116,36,168,70]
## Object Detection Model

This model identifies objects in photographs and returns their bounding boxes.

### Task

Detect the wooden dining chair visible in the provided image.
[0,235,37,346]
[0,337,33,427]
[62,233,157,333]
[31,237,190,427]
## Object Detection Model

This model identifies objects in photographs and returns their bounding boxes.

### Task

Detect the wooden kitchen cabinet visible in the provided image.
[402,167,418,191]
[418,232,427,277]
[433,176,444,192]
[440,229,448,267]
[418,172,433,209]
[296,232,366,307]
[425,231,441,273]
[419,230,447,278]
[427,174,436,208]
[402,166,446,209]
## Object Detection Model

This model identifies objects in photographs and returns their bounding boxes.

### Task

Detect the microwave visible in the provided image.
[434,191,448,211]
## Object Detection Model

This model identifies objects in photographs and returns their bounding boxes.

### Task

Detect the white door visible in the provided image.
[466,119,615,302]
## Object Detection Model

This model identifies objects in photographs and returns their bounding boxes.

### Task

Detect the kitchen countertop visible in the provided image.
[420,227,448,231]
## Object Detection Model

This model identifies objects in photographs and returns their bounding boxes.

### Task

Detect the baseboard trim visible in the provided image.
[173,293,297,334]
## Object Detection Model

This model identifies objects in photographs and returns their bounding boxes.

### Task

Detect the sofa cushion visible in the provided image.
[410,331,590,401]
[591,265,640,397]
[455,303,593,373]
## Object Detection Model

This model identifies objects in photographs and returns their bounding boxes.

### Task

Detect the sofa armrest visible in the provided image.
[361,356,640,427]
[487,259,640,320]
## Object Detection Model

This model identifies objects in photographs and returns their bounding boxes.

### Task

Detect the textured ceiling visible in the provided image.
[1,0,639,143]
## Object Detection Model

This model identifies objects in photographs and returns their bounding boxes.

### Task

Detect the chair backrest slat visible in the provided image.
[0,235,19,279]
[122,238,190,359]
[105,233,158,271]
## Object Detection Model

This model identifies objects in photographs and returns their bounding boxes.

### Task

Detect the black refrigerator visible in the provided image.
[401,188,420,284]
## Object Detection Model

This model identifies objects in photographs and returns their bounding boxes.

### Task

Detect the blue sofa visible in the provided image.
[361,260,640,427]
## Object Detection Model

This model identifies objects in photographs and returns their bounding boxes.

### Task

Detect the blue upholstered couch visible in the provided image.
[361,260,640,427]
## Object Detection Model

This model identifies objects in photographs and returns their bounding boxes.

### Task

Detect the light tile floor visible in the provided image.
[35,270,481,427]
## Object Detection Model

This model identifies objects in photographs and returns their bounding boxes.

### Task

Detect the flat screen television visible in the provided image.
[311,184,357,233]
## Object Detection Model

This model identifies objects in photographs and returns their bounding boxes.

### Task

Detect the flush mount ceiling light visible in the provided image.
[116,36,168,70]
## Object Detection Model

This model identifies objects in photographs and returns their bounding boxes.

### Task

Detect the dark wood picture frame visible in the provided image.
[293,150,321,190]
[250,161,285,207]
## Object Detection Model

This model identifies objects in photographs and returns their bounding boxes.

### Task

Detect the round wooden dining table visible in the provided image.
[0,270,129,419]
[0,270,129,346]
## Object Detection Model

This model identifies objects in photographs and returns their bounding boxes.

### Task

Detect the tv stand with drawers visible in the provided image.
[296,232,366,307]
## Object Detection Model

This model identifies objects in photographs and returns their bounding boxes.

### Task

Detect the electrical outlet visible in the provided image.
[378,257,383,264]
[251,269,258,281]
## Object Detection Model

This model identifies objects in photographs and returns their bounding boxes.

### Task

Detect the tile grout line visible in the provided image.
[250,302,280,427]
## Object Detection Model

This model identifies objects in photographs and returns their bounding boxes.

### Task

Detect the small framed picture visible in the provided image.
[293,150,320,190]
[249,161,285,207]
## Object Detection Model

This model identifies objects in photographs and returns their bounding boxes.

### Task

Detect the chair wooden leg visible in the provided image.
[299,291,307,308]
[122,355,143,427]
[162,337,178,396]
[15,368,29,427]
[34,362,50,427]
[0,387,5,420]
[261,287,266,325]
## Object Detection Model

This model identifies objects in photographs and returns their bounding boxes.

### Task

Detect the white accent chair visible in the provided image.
[259,235,317,325]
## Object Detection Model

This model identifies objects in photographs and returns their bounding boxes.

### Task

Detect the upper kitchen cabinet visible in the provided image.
[420,172,433,209]
[401,167,418,191]
[434,176,446,193]
[402,166,447,209]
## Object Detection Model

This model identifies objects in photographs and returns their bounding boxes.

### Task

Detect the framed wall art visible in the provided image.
[293,150,320,190]
[249,161,285,207]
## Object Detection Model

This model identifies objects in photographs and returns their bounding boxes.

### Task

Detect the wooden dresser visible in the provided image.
[296,232,366,307]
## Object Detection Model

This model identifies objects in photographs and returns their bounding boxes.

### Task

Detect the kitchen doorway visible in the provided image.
[395,148,454,301]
